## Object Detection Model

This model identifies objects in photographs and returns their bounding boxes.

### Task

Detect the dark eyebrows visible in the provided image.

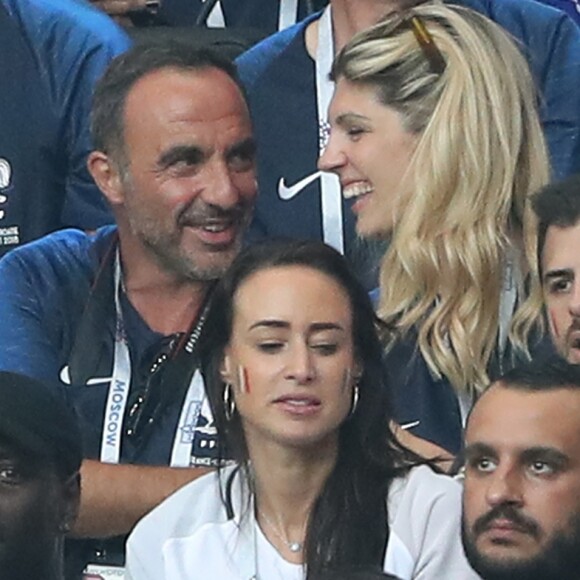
[464,442,570,469]
[157,144,204,170]
[309,322,345,332]
[520,446,570,468]
[543,268,573,283]
[464,442,496,461]
[248,320,289,331]
[247,320,345,332]
[226,137,256,161]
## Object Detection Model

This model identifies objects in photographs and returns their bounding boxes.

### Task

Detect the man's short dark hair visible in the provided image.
[90,41,245,168]
[498,355,580,393]
[532,174,580,268]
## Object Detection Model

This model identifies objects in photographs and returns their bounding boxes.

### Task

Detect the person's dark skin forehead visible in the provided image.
[0,438,55,477]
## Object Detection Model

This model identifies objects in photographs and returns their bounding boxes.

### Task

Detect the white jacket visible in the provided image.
[126,465,479,579]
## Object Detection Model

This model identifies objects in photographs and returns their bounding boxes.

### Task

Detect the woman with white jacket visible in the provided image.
[126,240,477,579]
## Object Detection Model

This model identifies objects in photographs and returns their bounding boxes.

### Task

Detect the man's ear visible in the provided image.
[87,150,125,206]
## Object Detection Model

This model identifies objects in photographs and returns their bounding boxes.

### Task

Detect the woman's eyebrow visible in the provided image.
[248,319,289,331]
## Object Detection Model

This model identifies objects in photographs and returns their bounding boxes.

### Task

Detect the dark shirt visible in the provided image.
[0,227,219,573]
[159,0,327,30]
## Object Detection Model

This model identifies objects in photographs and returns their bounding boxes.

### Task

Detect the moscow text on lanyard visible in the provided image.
[99,250,215,467]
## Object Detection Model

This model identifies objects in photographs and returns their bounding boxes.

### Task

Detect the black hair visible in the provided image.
[200,239,421,577]
[0,372,82,482]
[498,354,580,393]
[532,174,580,269]
[90,40,245,166]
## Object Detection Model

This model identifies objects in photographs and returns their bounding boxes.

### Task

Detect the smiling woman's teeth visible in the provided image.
[343,182,373,199]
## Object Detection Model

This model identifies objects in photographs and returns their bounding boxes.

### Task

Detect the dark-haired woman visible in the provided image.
[126,240,477,579]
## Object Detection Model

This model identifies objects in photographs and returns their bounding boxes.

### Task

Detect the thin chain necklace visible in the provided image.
[258,508,307,554]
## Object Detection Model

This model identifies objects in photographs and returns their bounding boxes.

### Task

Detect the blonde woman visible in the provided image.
[319,2,550,453]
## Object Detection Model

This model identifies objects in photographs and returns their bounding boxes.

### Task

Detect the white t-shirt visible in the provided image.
[125,465,479,579]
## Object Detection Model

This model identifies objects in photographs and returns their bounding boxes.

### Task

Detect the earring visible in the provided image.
[223,383,236,421]
[350,383,359,416]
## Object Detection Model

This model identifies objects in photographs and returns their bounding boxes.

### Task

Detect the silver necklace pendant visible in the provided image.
[257,506,306,555]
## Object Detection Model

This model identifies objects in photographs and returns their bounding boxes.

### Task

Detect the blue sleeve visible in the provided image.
[50,7,131,229]
[461,0,580,178]
[3,0,131,230]
[236,15,316,89]
[537,0,580,25]
[58,20,131,229]
[536,7,580,178]
[0,230,93,382]
[0,250,66,380]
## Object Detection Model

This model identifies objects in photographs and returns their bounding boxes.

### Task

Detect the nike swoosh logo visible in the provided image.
[277,171,322,200]
[59,365,113,387]
[400,420,420,430]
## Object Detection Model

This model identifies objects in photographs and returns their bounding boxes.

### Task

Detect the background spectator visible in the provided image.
[0,0,129,255]
[540,0,580,26]
[0,371,82,580]
[462,357,580,579]
[525,173,580,362]
[318,3,549,454]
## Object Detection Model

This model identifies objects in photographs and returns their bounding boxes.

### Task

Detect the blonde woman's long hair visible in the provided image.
[331,2,550,395]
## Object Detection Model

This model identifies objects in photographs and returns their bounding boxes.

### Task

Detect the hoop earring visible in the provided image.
[350,384,359,416]
[223,383,236,421]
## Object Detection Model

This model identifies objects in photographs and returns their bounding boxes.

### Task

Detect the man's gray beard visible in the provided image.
[142,231,241,282]
[121,172,247,283]
[461,511,580,580]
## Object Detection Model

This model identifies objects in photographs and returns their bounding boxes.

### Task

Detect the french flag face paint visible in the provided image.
[342,368,352,393]
[238,365,250,394]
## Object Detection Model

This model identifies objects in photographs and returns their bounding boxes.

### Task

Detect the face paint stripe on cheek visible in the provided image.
[342,368,352,393]
[237,365,250,394]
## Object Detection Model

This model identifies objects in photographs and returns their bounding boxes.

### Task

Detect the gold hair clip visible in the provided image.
[409,15,446,75]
